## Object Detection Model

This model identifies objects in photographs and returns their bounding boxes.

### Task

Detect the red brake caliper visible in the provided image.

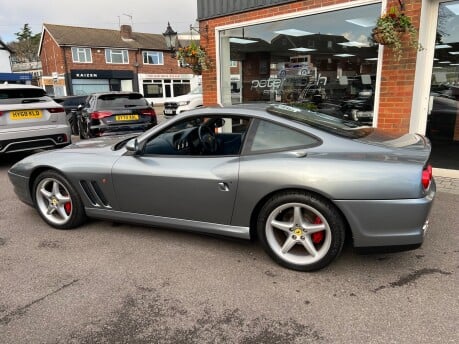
[64,202,72,215]
[311,216,325,244]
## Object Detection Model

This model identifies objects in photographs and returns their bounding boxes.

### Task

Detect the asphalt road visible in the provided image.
[0,149,458,344]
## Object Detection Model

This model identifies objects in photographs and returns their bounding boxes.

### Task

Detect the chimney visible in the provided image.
[120,25,133,40]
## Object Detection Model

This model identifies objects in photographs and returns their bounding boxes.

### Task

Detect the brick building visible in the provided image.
[196,0,459,169]
[38,23,200,104]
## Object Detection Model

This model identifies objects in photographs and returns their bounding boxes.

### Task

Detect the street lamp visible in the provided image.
[163,22,178,54]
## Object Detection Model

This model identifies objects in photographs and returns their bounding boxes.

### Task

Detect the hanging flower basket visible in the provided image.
[176,41,211,74]
[372,6,423,60]
[185,56,199,65]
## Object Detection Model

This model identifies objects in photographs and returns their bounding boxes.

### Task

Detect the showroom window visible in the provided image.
[219,3,381,125]
[71,47,92,63]
[143,51,164,65]
[105,49,129,64]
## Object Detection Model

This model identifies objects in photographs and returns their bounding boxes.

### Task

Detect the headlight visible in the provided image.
[177,101,190,106]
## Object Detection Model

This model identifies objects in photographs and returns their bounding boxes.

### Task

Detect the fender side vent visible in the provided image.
[80,180,99,206]
[90,181,110,207]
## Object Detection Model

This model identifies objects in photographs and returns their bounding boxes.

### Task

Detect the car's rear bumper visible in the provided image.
[0,125,71,153]
[90,121,156,136]
[335,180,436,248]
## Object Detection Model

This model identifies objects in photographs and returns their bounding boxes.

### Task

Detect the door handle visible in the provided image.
[218,182,230,192]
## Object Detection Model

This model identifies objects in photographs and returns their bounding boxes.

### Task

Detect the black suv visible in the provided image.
[53,95,88,135]
[78,92,157,139]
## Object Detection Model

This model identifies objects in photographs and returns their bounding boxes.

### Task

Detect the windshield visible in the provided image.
[96,93,148,109]
[0,88,47,100]
[267,104,374,139]
[189,86,202,95]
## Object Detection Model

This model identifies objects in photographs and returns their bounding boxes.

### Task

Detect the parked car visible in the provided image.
[78,91,157,139]
[0,84,71,154]
[8,103,435,271]
[278,62,310,78]
[53,95,88,135]
[341,92,374,125]
[163,86,203,116]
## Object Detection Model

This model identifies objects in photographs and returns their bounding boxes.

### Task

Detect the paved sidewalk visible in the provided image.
[433,168,459,195]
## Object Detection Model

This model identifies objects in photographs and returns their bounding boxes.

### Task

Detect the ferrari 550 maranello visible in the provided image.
[8,104,436,271]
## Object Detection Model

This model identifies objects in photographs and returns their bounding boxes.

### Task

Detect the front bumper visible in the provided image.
[335,180,436,248]
[8,170,33,206]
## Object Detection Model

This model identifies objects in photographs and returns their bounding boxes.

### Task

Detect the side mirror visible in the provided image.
[125,138,140,154]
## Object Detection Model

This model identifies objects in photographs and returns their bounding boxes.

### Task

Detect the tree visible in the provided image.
[8,24,41,63]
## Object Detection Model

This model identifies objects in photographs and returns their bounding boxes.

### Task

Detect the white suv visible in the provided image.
[0,84,71,154]
[163,86,203,116]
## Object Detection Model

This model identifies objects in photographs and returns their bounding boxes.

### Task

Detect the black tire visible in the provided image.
[68,114,79,135]
[32,170,87,229]
[79,117,92,139]
[78,117,86,139]
[257,191,345,271]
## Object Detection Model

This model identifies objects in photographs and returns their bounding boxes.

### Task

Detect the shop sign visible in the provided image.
[71,70,133,79]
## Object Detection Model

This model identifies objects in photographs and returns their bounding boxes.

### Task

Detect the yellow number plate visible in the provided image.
[115,114,139,121]
[10,110,43,120]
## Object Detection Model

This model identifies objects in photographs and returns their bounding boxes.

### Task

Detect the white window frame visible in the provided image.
[105,49,129,64]
[72,47,92,63]
[143,51,164,65]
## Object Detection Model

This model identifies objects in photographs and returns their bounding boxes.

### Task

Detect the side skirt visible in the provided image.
[85,208,251,240]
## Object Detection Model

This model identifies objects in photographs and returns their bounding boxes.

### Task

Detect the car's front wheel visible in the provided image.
[257,191,345,271]
[33,170,87,229]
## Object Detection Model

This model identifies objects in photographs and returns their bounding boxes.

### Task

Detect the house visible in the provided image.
[38,23,199,102]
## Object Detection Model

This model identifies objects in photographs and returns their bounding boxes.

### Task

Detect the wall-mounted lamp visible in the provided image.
[163,22,178,54]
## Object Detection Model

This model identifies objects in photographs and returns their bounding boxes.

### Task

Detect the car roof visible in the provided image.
[91,91,143,97]
[0,83,44,90]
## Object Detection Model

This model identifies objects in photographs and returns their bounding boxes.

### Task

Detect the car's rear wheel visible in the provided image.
[33,170,86,229]
[257,191,345,271]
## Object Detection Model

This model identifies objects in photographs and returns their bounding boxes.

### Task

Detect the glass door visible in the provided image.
[428,1,459,169]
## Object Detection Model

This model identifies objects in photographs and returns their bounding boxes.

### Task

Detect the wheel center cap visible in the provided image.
[51,198,59,206]
[294,228,303,236]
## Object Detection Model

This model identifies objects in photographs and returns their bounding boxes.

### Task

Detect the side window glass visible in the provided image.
[248,120,319,153]
[144,115,251,156]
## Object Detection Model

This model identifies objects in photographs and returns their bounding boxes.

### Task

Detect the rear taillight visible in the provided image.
[91,111,112,120]
[48,107,65,113]
[140,108,156,116]
[0,111,3,116]
[422,164,433,189]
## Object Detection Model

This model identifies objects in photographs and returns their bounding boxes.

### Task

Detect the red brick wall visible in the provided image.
[40,30,65,76]
[377,0,421,134]
[200,0,423,135]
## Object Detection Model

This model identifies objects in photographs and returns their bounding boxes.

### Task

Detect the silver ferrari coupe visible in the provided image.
[8,104,436,271]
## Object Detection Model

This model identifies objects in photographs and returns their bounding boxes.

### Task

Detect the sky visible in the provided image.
[0,0,198,43]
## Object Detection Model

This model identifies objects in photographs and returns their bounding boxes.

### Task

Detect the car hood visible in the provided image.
[8,135,135,178]
[167,93,202,102]
[66,135,131,151]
